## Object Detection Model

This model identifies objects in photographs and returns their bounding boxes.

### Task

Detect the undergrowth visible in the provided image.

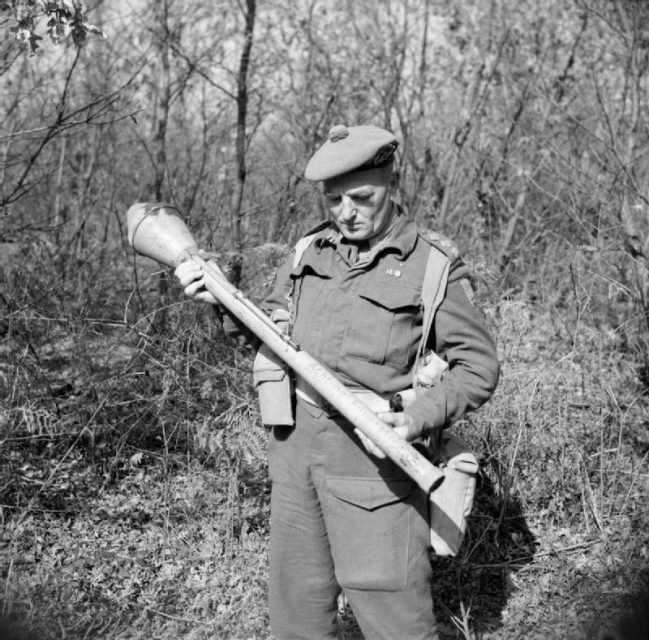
[1,241,648,640]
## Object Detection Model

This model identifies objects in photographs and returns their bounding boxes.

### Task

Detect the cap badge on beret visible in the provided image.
[328,124,349,143]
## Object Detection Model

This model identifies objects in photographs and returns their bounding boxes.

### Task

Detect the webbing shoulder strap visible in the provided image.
[286,233,319,329]
[417,247,451,360]
[291,220,335,269]
[293,234,317,269]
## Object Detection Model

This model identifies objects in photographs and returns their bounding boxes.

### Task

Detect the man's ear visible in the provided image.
[389,168,399,191]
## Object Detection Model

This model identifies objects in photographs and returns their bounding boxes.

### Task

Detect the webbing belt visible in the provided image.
[295,376,392,414]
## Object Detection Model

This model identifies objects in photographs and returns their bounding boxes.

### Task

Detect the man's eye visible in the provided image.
[326,195,342,204]
[353,194,371,203]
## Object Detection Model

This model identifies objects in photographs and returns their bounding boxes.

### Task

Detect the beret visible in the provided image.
[304,124,399,181]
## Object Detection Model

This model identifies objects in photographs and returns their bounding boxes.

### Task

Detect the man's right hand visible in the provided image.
[174,258,218,305]
[174,254,256,346]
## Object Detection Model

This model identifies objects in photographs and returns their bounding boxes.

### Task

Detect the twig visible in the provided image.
[1,557,14,617]
[143,608,196,624]
[579,452,604,532]
[494,378,539,535]
[618,449,649,516]
[469,539,605,568]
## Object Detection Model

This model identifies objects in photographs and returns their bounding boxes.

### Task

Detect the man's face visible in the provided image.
[323,166,396,242]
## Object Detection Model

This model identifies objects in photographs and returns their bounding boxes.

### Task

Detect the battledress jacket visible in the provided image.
[261,212,500,435]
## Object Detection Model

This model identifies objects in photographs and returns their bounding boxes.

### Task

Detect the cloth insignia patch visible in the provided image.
[460,278,476,305]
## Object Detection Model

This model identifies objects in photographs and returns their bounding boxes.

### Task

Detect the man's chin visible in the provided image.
[339,228,371,242]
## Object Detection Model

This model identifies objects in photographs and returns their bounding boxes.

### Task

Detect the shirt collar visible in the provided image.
[389,207,418,258]
[354,206,417,265]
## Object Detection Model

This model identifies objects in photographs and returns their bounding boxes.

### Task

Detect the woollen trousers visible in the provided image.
[267,398,439,640]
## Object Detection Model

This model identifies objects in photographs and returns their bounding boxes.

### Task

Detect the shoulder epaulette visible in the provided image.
[417,228,459,260]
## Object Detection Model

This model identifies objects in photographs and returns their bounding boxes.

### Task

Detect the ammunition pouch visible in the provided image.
[253,344,294,426]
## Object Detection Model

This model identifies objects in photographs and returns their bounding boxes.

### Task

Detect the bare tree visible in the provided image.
[607,0,649,330]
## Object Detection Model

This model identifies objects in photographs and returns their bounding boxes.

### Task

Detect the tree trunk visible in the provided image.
[150,0,173,333]
[230,0,257,285]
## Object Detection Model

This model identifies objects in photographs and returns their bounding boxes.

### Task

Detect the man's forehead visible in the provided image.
[323,183,375,196]
[323,167,390,193]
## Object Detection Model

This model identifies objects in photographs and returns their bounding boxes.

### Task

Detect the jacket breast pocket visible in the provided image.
[341,282,421,366]
[324,477,413,591]
[290,271,331,353]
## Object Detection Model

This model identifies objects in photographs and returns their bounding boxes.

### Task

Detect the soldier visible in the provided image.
[176,124,500,640]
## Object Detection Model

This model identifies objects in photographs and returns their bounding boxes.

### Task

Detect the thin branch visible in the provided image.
[1,49,144,208]
[166,39,236,101]
[1,49,81,207]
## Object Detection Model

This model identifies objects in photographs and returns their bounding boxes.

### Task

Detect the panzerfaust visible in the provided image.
[126,203,445,494]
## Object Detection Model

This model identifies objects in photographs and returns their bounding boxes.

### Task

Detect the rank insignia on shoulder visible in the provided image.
[418,228,441,243]
[418,228,459,260]
[386,268,401,277]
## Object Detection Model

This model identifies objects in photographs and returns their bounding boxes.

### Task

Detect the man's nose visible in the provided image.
[339,197,356,220]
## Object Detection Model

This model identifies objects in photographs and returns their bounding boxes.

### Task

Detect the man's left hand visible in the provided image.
[354,412,419,459]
